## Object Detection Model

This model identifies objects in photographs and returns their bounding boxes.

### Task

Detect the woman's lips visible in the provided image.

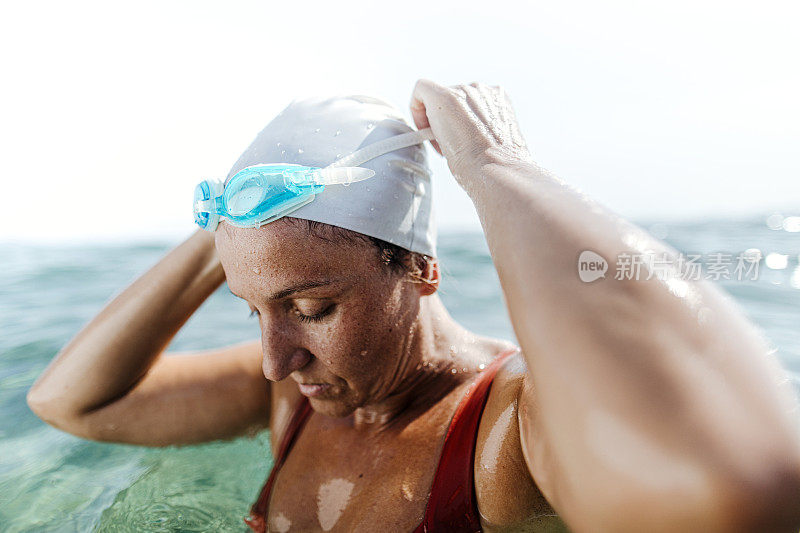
[297,382,331,397]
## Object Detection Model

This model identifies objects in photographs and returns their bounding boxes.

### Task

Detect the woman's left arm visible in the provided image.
[411,79,800,532]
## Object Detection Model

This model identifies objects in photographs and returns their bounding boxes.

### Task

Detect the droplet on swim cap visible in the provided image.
[225,95,437,257]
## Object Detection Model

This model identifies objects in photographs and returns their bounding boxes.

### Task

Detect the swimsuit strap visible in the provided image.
[415,346,520,533]
[244,346,520,533]
[244,396,313,533]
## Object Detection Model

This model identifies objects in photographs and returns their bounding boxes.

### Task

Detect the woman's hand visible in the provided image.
[410,79,532,190]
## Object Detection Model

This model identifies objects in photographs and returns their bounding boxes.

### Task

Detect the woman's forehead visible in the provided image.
[215,218,303,253]
[215,220,376,287]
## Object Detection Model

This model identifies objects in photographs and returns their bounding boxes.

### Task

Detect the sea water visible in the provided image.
[1,215,799,532]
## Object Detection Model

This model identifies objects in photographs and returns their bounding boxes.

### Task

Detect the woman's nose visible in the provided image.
[260,318,311,381]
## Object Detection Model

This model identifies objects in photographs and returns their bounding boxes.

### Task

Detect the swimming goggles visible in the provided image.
[193,128,435,231]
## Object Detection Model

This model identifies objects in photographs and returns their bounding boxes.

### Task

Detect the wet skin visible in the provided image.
[28,81,800,532]
[215,218,566,532]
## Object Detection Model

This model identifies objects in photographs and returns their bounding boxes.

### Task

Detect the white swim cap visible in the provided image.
[225,95,437,257]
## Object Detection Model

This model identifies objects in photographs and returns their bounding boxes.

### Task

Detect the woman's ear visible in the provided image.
[414,256,440,296]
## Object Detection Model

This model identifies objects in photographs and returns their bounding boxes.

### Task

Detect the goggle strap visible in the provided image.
[325,128,435,170]
[312,167,375,185]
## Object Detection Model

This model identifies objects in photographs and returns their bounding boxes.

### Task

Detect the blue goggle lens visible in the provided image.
[193,165,325,231]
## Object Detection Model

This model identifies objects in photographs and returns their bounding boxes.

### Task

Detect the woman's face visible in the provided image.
[215,219,424,417]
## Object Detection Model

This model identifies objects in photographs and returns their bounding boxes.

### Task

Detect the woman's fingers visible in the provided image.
[409,78,531,185]
[409,79,433,129]
[410,79,443,155]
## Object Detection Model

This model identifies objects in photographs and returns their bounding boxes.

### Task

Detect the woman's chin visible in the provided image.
[307,397,356,418]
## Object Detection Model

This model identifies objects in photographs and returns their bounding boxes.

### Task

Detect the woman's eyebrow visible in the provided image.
[271,279,337,300]
[228,278,346,301]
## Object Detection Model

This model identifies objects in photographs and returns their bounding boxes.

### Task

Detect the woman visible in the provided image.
[27,80,800,532]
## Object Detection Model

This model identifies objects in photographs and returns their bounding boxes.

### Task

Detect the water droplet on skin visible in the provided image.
[451,368,458,374]
[478,363,486,370]
[334,130,341,136]
[360,350,367,356]
[462,367,467,372]
[449,345,457,353]
[252,267,261,275]
[298,148,304,154]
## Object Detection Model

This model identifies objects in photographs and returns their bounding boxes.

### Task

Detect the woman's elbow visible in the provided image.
[26,387,90,438]
[26,386,55,421]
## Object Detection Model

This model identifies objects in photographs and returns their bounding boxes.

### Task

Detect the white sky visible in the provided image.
[1,0,798,244]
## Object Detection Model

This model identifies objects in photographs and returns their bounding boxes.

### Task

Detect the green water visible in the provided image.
[2,218,799,531]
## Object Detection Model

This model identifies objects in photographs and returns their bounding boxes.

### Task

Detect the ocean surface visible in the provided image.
[1,215,799,532]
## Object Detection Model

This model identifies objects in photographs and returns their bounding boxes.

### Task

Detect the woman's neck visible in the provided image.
[351,294,493,432]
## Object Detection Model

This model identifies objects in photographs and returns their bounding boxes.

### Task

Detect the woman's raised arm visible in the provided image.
[27,229,270,446]
[411,79,800,532]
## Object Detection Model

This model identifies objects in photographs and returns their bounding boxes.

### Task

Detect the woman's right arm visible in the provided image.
[26,229,270,446]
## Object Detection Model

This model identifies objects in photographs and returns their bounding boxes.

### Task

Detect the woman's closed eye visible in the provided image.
[292,302,334,323]
[248,303,335,323]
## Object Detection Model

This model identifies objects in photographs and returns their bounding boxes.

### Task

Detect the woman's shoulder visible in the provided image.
[469,336,526,412]
[474,337,527,430]
[474,341,564,528]
[474,336,523,374]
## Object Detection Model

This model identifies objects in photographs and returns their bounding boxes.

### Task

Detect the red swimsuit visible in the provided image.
[244,347,519,532]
